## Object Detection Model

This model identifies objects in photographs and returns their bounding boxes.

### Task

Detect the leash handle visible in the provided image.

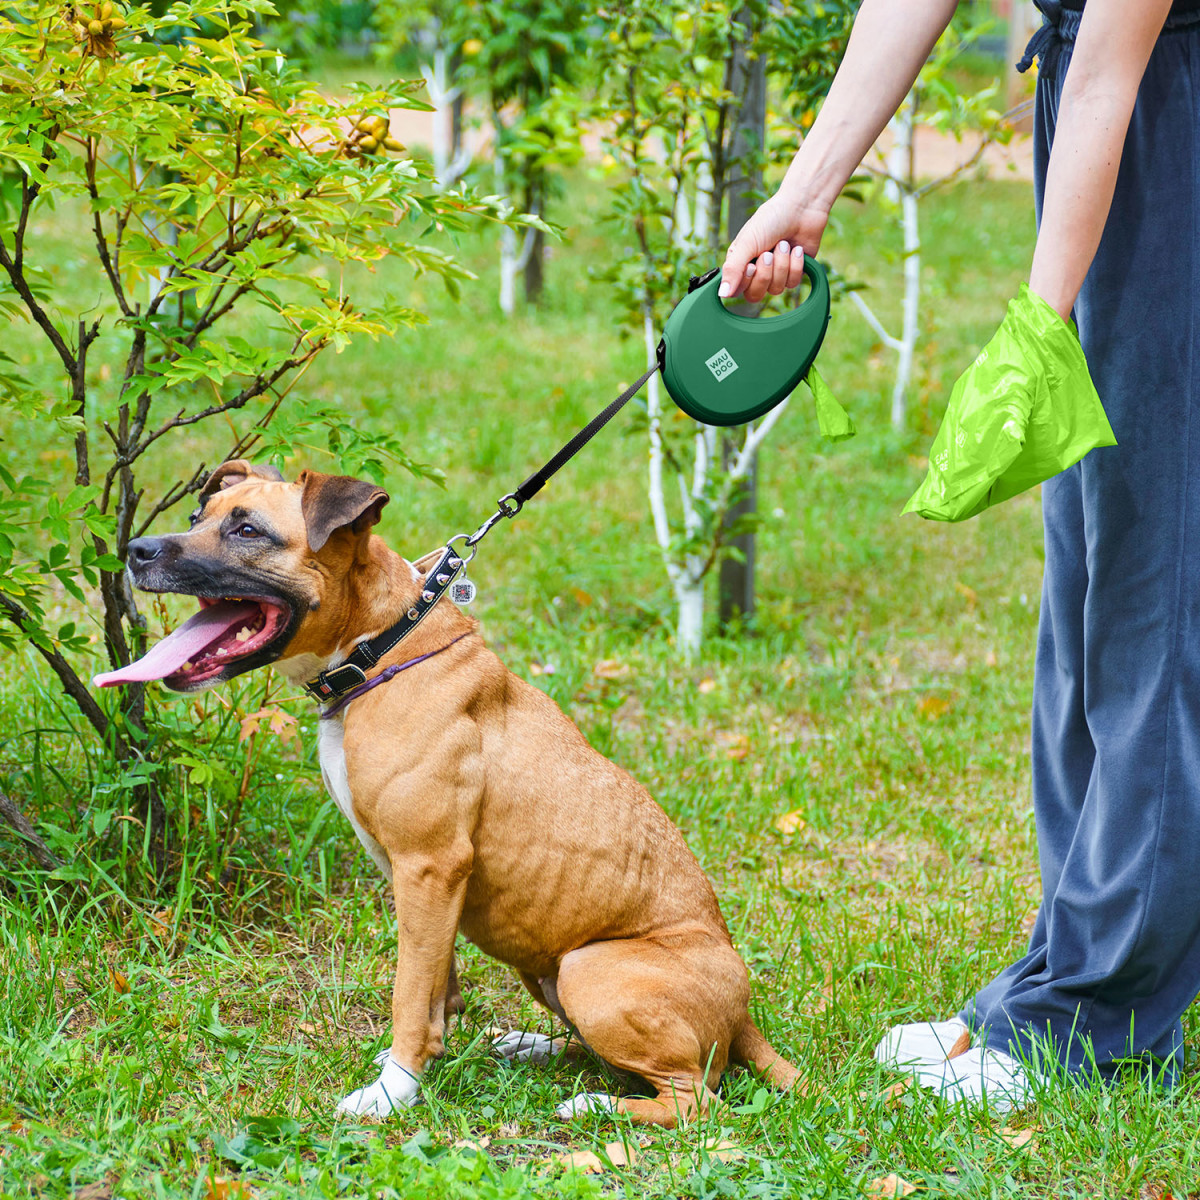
[463,356,663,552]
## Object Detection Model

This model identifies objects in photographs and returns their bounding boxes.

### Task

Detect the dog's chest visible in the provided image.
[317,718,393,881]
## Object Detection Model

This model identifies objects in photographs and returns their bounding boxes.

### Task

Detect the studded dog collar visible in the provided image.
[303,544,464,705]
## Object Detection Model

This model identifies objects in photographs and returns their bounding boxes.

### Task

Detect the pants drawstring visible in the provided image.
[1017,0,1066,83]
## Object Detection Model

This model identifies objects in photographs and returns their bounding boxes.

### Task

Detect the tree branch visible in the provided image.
[847,288,904,352]
[0,594,116,749]
[86,138,134,319]
[0,789,62,872]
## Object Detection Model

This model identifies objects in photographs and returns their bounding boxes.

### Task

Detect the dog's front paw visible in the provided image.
[493,1030,559,1065]
[555,1092,617,1119]
[335,1055,420,1119]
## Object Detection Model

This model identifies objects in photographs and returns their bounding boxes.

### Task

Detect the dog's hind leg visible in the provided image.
[552,935,746,1128]
[730,1019,802,1090]
[444,954,465,1019]
[493,971,588,1065]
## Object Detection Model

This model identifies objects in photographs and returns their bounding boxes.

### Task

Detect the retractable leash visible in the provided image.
[444,255,833,598]
[306,256,832,710]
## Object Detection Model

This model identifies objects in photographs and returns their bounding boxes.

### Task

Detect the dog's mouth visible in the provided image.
[93,596,292,690]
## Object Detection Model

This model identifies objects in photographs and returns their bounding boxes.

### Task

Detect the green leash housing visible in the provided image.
[660,255,832,427]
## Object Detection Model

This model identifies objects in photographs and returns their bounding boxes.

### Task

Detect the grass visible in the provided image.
[2,156,1199,1199]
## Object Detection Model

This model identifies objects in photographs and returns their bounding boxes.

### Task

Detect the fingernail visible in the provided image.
[791,244,804,257]
[778,241,790,255]
[745,263,756,277]
[718,282,731,298]
[761,252,774,267]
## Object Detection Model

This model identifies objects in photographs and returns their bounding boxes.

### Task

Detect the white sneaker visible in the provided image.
[912,1047,1031,1114]
[874,1018,970,1069]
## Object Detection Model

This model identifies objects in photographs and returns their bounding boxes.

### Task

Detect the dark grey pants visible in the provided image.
[962,5,1200,1083]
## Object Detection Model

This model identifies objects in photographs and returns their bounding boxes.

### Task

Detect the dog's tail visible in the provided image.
[730,1019,802,1090]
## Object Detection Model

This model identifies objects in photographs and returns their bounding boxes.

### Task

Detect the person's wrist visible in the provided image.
[1028,277,1075,325]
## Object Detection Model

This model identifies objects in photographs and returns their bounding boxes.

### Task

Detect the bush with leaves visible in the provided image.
[0,0,527,875]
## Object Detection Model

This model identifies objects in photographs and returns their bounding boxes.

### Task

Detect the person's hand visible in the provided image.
[719,192,832,303]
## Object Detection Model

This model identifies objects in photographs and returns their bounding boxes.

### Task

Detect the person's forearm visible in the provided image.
[1029,0,1171,321]
[779,0,959,212]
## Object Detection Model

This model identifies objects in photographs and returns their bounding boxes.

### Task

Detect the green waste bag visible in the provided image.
[806,365,856,442]
[904,283,1116,522]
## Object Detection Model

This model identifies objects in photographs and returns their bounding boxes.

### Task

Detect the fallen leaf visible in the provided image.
[705,1140,743,1163]
[718,732,750,760]
[774,810,807,836]
[593,659,630,680]
[452,1136,491,1154]
[109,967,129,994]
[205,1179,254,1200]
[604,1141,637,1167]
[149,908,172,939]
[954,581,977,611]
[946,1029,971,1060]
[298,1021,316,1034]
[570,587,593,607]
[73,1179,112,1198]
[1139,1184,1176,1200]
[697,677,716,694]
[554,1150,605,1174]
[883,1078,909,1107]
[866,1174,917,1198]
[1000,1126,1037,1149]
[916,695,950,720]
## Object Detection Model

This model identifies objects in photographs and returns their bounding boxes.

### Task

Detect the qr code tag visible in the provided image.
[450,578,477,606]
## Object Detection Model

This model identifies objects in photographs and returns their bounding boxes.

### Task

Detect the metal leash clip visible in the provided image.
[445,491,525,607]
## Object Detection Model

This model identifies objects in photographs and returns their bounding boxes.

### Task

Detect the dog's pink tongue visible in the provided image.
[93,601,259,687]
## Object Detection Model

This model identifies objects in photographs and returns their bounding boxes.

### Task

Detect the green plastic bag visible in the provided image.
[904,283,1116,522]
[806,365,856,442]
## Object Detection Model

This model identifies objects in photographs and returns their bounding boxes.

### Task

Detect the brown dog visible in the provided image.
[95,460,798,1125]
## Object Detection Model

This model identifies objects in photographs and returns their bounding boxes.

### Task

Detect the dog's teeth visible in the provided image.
[235,627,252,642]
[215,647,228,656]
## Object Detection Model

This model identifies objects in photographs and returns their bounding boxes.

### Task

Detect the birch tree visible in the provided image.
[591,0,849,660]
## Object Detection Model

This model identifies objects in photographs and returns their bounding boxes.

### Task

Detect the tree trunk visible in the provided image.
[892,184,920,431]
[718,7,766,629]
[522,173,545,306]
[675,571,704,661]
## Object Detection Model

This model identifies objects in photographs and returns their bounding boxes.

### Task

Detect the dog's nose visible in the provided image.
[127,537,164,568]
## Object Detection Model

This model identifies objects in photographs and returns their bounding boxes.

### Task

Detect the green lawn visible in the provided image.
[3,161,1198,1199]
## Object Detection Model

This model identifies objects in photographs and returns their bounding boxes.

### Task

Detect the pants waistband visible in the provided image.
[1019,0,1200,80]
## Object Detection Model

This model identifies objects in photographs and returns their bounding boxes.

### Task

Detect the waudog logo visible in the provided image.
[705,347,739,382]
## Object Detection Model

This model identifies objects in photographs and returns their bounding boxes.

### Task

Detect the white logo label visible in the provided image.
[705,347,739,382]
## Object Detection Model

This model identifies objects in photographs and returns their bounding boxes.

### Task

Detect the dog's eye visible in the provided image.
[232,523,261,539]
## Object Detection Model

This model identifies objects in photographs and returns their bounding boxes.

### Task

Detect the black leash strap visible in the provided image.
[514,358,662,506]
[462,355,663,552]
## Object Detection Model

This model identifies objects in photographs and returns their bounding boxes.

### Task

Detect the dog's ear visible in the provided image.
[199,459,284,503]
[298,470,389,552]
